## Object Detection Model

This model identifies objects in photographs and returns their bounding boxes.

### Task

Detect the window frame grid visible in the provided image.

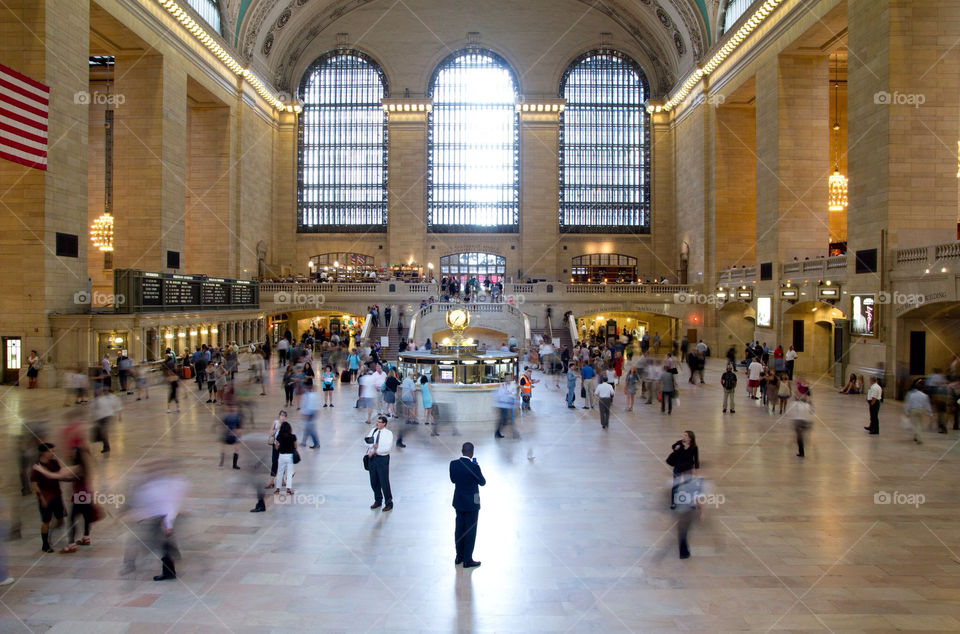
[186,0,221,35]
[558,49,650,235]
[297,50,389,234]
[426,48,520,234]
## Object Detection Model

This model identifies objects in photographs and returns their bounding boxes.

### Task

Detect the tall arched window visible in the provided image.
[427,49,519,233]
[559,50,649,234]
[187,0,221,33]
[298,50,388,233]
[721,0,754,34]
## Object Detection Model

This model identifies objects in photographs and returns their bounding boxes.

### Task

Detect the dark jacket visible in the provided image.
[450,457,486,512]
[721,370,738,390]
[667,441,699,474]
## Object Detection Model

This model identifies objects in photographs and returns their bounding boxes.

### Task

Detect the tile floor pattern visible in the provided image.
[1,362,959,632]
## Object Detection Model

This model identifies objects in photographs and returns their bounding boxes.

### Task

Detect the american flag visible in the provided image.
[0,63,49,171]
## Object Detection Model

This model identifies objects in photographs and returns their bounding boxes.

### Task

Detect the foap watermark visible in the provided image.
[74,290,124,305]
[874,91,925,108]
[674,490,725,508]
[706,94,726,107]
[74,91,125,107]
[874,490,925,508]
[673,291,721,306]
[274,491,325,509]
[73,491,126,508]
[476,293,525,306]
[876,291,925,307]
[273,291,326,307]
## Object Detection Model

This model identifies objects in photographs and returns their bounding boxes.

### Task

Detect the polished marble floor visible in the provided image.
[1,361,959,632]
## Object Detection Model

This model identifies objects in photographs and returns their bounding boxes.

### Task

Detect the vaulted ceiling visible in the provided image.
[217,0,721,97]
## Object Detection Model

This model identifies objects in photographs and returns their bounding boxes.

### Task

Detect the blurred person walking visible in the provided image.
[494,380,518,439]
[666,431,698,510]
[91,387,121,453]
[904,379,933,444]
[122,462,187,581]
[32,426,98,552]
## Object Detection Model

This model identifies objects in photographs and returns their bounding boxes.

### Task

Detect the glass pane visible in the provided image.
[6,340,21,370]
[427,50,519,231]
[298,52,388,231]
[559,51,649,231]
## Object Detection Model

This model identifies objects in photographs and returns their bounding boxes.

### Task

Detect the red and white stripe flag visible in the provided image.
[0,63,49,171]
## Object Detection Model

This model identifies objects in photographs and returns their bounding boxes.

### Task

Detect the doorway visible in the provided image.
[3,337,21,385]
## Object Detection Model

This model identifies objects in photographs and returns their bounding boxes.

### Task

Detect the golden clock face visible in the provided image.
[446,309,469,330]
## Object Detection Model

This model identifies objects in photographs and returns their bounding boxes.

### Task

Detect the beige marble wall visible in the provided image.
[0,0,89,385]
[185,102,233,277]
[714,104,757,270]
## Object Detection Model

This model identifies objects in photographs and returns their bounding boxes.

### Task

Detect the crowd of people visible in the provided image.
[4,317,958,591]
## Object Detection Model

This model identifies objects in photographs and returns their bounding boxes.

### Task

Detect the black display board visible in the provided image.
[114,270,259,313]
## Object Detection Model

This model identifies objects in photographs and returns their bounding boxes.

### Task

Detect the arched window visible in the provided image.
[559,50,649,234]
[298,50,388,233]
[721,0,754,34]
[427,49,519,233]
[187,0,221,33]
[439,252,507,281]
[571,253,637,283]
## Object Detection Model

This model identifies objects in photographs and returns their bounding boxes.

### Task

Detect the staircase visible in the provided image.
[368,326,403,362]
[530,318,573,351]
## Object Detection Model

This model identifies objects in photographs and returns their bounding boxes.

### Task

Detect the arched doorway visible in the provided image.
[784,301,846,378]
[895,301,960,397]
[718,301,756,359]
[439,252,506,285]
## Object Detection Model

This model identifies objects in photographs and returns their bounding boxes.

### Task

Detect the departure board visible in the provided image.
[113,270,260,313]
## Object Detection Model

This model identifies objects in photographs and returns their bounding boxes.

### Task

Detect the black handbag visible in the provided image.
[293,449,301,465]
[580,386,586,398]
[362,453,371,471]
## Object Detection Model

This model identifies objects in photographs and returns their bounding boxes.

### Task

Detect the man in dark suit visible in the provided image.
[449,442,486,568]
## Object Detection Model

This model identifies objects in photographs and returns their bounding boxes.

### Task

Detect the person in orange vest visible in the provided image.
[518,368,538,411]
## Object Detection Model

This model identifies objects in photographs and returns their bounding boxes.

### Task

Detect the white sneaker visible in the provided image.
[0,577,14,586]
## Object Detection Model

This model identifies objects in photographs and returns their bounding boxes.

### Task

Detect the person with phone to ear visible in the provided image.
[450,442,486,568]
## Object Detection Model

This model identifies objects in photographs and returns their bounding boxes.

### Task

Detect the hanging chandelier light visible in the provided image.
[828,53,848,212]
[90,212,114,251]
[828,168,848,212]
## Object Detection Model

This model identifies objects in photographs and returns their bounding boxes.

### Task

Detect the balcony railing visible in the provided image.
[894,241,960,268]
[720,255,848,285]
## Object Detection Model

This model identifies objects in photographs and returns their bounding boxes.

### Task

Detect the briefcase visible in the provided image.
[362,453,371,471]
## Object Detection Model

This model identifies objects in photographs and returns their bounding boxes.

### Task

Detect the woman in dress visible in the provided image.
[420,375,435,428]
[624,365,640,412]
[321,364,336,407]
[26,350,41,388]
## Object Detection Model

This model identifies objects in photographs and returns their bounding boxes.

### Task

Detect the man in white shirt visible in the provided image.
[365,415,394,511]
[785,346,798,380]
[357,369,378,424]
[371,364,387,414]
[865,376,882,434]
[594,380,615,429]
[747,359,764,400]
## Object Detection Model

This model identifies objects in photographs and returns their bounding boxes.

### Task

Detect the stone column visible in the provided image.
[385,106,428,269]
[518,107,560,280]
[754,54,830,268]
[113,53,186,272]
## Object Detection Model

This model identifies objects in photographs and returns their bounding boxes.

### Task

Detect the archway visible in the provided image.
[784,301,846,378]
[717,301,756,359]
[439,252,506,286]
[574,309,680,353]
[894,301,960,397]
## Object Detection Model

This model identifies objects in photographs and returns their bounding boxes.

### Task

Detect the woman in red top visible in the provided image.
[614,351,624,378]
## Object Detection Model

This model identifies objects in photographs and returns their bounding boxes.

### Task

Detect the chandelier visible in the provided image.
[828,168,848,212]
[90,212,114,251]
[828,53,848,213]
